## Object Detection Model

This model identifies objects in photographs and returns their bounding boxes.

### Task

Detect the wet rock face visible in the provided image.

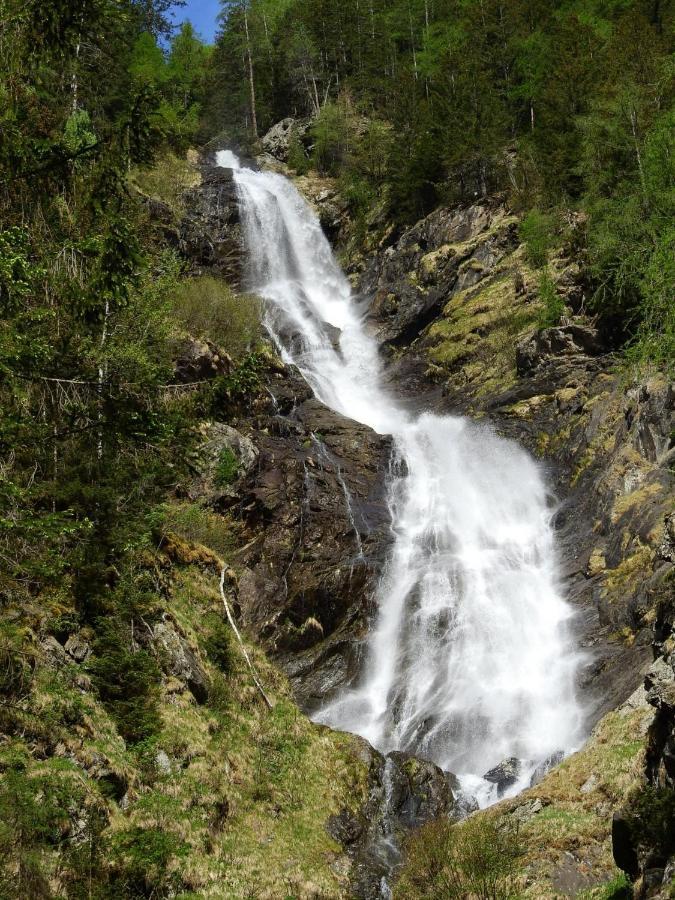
[328,740,460,899]
[214,363,393,708]
[483,757,521,796]
[359,202,518,346]
[179,168,243,285]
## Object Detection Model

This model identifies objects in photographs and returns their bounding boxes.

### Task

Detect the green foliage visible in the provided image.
[396,815,523,899]
[625,785,675,862]
[288,132,311,174]
[311,102,349,175]
[214,448,240,487]
[211,351,265,409]
[107,826,188,898]
[0,624,32,702]
[520,210,556,269]
[0,765,96,897]
[537,270,565,328]
[88,620,162,744]
[170,275,262,359]
[203,613,233,674]
[152,502,237,559]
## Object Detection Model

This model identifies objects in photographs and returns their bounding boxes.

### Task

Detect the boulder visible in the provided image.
[152,619,210,704]
[483,757,522,796]
[173,337,233,384]
[190,422,259,504]
[64,631,92,664]
[261,117,308,162]
[385,750,459,829]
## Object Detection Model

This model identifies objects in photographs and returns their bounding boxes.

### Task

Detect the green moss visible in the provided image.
[603,544,655,601]
[424,253,542,399]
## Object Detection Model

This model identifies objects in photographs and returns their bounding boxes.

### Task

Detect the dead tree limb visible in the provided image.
[219,567,272,709]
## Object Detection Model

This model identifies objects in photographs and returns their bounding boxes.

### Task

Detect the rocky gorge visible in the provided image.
[162,124,674,897]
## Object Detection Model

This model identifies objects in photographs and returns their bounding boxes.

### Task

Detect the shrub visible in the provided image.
[152,502,237,559]
[311,102,348,175]
[288,132,311,175]
[130,151,200,215]
[203,613,233,674]
[520,209,557,268]
[0,623,32,701]
[107,826,188,898]
[170,276,261,360]
[537,270,565,327]
[396,815,523,899]
[214,448,239,487]
[88,620,162,744]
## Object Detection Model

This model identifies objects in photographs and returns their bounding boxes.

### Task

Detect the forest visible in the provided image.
[213,0,673,366]
[0,0,673,895]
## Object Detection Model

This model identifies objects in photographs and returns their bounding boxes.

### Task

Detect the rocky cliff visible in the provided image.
[169,143,673,896]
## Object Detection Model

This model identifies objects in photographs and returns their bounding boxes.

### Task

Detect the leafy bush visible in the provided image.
[203,613,233,674]
[520,209,557,269]
[0,624,32,701]
[537,270,565,327]
[288,132,311,175]
[170,276,261,360]
[130,151,201,215]
[396,815,523,899]
[0,766,94,897]
[107,826,188,898]
[210,351,265,409]
[311,102,348,175]
[88,620,162,744]
[214,448,240,487]
[152,502,237,559]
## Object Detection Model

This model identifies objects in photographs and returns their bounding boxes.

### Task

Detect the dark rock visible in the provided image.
[179,167,243,284]
[516,324,603,375]
[360,202,516,346]
[327,808,364,847]
[612,811,640,881]
[225,381,394,708]
[173,337,233,384]
[483,757,522,796]
[385,750,459,829]
[331,739,460,900]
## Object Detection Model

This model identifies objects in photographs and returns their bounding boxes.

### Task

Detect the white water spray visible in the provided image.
[217,150,583,802]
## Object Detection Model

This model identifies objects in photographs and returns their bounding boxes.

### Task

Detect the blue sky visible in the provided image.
[170,1,221,43]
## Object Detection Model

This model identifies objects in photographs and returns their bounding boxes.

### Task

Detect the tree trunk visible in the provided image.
[243,4,258,138]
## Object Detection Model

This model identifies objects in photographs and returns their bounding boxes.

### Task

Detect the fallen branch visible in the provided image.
[219,567,272,710]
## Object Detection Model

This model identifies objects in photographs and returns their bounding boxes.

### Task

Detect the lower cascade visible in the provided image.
[218,150,584,806]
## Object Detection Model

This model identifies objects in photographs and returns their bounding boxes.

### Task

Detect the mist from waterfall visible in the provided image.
[217,149,584,803]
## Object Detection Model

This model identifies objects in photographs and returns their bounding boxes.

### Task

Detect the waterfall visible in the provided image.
[217,150,584,804]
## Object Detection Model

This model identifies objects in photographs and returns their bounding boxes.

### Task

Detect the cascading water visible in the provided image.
[217,150,584,805]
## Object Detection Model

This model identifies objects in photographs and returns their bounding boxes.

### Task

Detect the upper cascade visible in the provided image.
[220,151,584,805]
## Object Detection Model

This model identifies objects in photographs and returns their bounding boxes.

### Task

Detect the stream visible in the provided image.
[217,148,584,810]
